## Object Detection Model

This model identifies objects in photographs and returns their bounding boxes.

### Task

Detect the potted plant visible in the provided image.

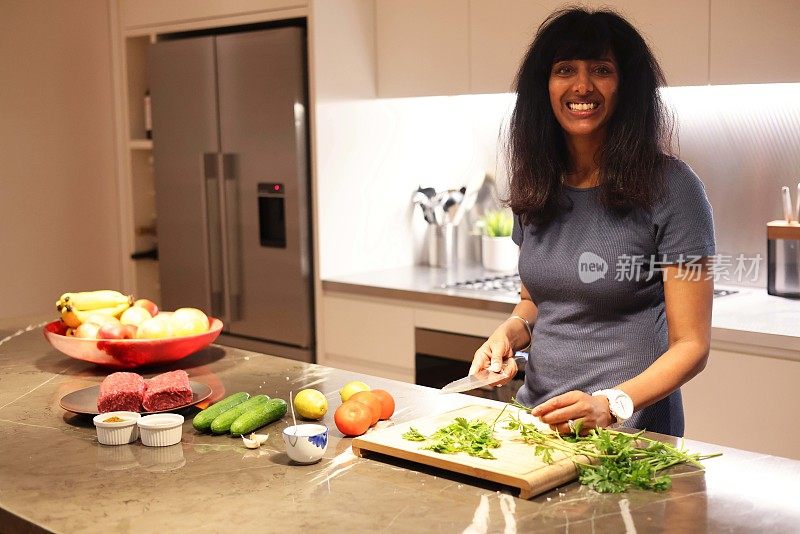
[481,210,518,272]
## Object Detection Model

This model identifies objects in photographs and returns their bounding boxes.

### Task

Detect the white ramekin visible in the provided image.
[93,411,141,445]
[137,413,184,447]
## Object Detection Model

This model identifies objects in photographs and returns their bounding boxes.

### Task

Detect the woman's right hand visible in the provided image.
[469,331,518,387]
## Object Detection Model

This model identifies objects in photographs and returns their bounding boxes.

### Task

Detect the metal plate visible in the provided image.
[60,382,212,416]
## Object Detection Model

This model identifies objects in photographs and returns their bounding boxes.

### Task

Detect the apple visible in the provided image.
[120,306,152,327]
[172,315,208,337]
[82,313,120,327]
[173,307,209,327]
[134,299,159,317]
[97,323,135,340]
[137,317,174,339]
[153,311,174,323]
[74,322,102,339]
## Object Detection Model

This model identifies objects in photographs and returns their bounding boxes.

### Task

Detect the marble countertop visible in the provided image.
[2,315,800,533]
[322,265,800,356]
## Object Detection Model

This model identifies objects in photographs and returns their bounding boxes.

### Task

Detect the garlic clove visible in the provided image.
[241,435,260,449]
[251,433,269,445]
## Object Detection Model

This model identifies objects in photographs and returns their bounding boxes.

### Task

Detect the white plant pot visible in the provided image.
[481,236,519,272]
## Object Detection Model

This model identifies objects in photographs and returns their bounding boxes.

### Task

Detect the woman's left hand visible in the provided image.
[531,391,615,434]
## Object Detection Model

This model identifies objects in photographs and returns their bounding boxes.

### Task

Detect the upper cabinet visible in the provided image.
[120,0,307,32]
[468,0,554,94]
[470,0,709,93]
[710,0,800,85]
[590,0,709,87]
[378,0,800,97]
[376,0,470,97]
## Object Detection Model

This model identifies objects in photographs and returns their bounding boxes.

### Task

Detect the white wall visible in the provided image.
[315,82,800,284]
[0,1,121,319]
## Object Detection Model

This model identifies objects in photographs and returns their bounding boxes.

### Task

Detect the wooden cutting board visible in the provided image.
[351,404,585,499]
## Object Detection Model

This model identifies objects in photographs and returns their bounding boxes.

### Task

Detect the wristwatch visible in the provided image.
[592,389,634,426]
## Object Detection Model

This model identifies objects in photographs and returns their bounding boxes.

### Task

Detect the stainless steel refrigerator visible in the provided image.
[148,25,314,362]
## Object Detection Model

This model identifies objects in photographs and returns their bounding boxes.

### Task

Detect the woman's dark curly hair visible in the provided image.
[507,7,674,226]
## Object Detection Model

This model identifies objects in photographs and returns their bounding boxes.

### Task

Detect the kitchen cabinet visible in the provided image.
[119,0,307,32]
[376,0,470,97]
[321,293,416,382]
[710,0,800,84]
[319,290,508,383]
[471,0,709,94]
[682,347,800,459]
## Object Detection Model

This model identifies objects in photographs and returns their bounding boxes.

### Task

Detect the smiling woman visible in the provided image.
[469,7,715,437]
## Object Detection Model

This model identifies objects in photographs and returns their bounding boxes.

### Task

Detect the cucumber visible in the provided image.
[192,392,251,432]
[230,398,288,436]
[210,395,271,434]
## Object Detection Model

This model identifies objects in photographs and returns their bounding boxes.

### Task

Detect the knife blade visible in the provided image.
[441,354,527,394]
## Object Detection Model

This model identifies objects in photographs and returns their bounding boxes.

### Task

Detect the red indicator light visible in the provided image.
[274,184,280,191]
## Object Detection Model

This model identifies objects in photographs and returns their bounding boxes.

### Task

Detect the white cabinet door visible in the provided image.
[469,0,555,94]
[710,0,800,84]
[682,348,800,460]
[376,0,470,97]
[595,0,709,87]
[469,0,709,93]
[320,293,416,382]
[120,0,307,30]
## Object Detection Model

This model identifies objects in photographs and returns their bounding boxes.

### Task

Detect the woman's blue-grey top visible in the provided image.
[513,158,715,436]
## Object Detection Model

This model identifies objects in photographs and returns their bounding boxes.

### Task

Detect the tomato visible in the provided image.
[370,389,395,420]
[334,401,372,436]
[349,391,381,426]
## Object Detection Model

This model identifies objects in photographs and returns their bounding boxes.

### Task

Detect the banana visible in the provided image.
[57,290,133,312]
[59,301,131,328]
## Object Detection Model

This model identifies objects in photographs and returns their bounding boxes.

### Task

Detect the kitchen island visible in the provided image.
[1,315,799,533]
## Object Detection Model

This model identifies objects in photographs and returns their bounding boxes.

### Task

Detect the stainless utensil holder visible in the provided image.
[767,221,800,299]
[428,224,457,268]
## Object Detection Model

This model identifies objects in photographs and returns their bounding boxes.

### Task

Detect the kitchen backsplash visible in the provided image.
[316,84,800,288]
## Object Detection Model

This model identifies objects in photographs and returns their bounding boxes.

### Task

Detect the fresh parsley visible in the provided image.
[506,399,721,493]
[401,417,501,460]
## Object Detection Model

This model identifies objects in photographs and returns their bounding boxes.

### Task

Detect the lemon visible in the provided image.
[339,380,370,402]
[294,389,328,420]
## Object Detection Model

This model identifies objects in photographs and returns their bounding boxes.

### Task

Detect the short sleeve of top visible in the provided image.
[653,158,716,262]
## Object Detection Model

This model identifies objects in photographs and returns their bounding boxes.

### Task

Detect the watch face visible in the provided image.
[612,394,634,420]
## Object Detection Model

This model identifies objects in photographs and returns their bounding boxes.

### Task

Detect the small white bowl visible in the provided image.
[138,413,184,447]
[93,411,141,446]
[283,424,328,464]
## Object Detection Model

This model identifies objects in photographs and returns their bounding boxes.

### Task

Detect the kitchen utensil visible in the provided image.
[43,319,223,369]
[93,411,141,445]
[351,404,587,499]
[283,424,328,464]
[795,182,799,222]
[767,220,800,298]
[441,355,527,393]
[60,382,212,416]
[138,413,184,447]
[781,186,793,222]
[289,389,298,433]
[427,223,457,268]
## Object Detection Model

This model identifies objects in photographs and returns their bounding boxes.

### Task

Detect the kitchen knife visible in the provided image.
[441,355,527,394]
[782,186,793,223]
[795,182,799,222]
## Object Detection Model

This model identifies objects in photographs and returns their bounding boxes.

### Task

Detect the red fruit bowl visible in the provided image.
[43,318,223,369]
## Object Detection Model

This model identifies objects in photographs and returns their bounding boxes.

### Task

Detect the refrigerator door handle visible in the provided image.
[203,152,225,320]
[222,153,242,323]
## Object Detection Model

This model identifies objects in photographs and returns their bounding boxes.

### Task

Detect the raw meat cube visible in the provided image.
[142,370,192,411]
[97,372,145,413]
